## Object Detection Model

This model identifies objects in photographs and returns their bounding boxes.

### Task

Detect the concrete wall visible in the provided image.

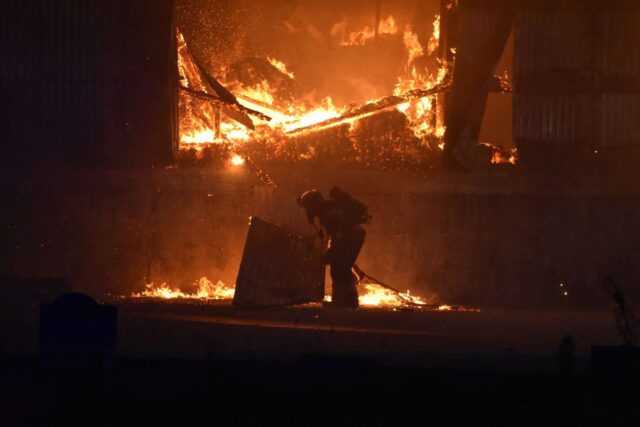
[0,169,254,296]
[2,166,640,308]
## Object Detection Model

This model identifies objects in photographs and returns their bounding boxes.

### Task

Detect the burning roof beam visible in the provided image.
[285,81,451,135]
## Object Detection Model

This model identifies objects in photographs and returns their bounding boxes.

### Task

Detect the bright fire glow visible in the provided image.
[403,28,424,68]
[132,278,431,309]
[428,15,440,55]
[231,155,245,166]
[177,13,450,154]
[489,145,518,165]
[331,15,399,46]
[181,129,216,144]
[358,283,427,307]
[132,277,235,300]
[237,80,276,106]
[282,98,342,132]
[268,57,295,79]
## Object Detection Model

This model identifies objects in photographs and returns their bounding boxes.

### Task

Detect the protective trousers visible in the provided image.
[329,226,366,308]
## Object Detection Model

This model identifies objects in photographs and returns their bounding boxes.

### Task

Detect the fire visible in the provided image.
[331,15,399,46]
[267,57,295,79]
[393,61,449,140]
[177,12,452,160]
[132,277,428,308]
[131,277,474,312]
[282,98,342,132]
[181,129,216,144]
[231,154,245,166]
[132,277,235,300]
[488,145,518,165]
[223,127,251,142]
[177,30,200,91]
[403,29,424,69]
[237,80,276,106]
[168,16,471,310]
[428,15,441,55]
[359,283,427,307]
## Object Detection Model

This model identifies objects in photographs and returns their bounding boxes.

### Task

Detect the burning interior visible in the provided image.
[175,1,514,171]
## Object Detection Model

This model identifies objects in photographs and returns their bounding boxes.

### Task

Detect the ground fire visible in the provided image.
[132,278,433,309]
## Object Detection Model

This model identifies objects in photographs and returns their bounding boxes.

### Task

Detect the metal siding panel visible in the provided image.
[0,0,176,169]
[457,6,510,65]
[600,94,640,147]
[234,217,325,308]
[514,4,640,151]
[600,9,640,81]
[596,9,640,148]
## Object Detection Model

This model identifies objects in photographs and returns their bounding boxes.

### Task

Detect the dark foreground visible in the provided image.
[2,299,639,425]
[2,355,640,426]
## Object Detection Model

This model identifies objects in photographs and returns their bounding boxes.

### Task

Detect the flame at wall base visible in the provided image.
[130,278,475,311]
[132,277,428,309]
[132,277,235,300]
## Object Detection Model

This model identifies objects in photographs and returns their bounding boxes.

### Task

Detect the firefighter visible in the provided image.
[297,187,370,308]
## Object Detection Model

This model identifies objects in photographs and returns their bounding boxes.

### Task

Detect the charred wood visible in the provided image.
[179,85,271,127]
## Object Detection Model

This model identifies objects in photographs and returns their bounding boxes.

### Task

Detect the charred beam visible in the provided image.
[179,85,272,124]
[179,33,271,128]
[286,82,451,135]
[192,55,240,106]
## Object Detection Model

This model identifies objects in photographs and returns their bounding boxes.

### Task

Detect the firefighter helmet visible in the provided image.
[297,189,324,209]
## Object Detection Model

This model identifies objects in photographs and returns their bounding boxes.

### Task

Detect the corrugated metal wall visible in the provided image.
[514,1,640,153]
[597,7,640,148]
[457,6,511,64]
[0,0,177,168]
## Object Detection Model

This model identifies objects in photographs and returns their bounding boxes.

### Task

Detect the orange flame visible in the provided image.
[403,28,424,69]
[132,277,431,309]
[331,15,399,46]
[268,57,295,79]
[428,14,441,55]
[177,13,451,159]
[132,277,235,300]
[230,154,245,166]
[358,283,427,307]
[237,80,276,106]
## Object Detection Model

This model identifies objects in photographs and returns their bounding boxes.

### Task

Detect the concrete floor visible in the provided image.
[2,298,637,426]
[3,298,621,373]
[114,300,620,373]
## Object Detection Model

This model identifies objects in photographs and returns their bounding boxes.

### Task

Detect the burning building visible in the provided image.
[1,0,640,310]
